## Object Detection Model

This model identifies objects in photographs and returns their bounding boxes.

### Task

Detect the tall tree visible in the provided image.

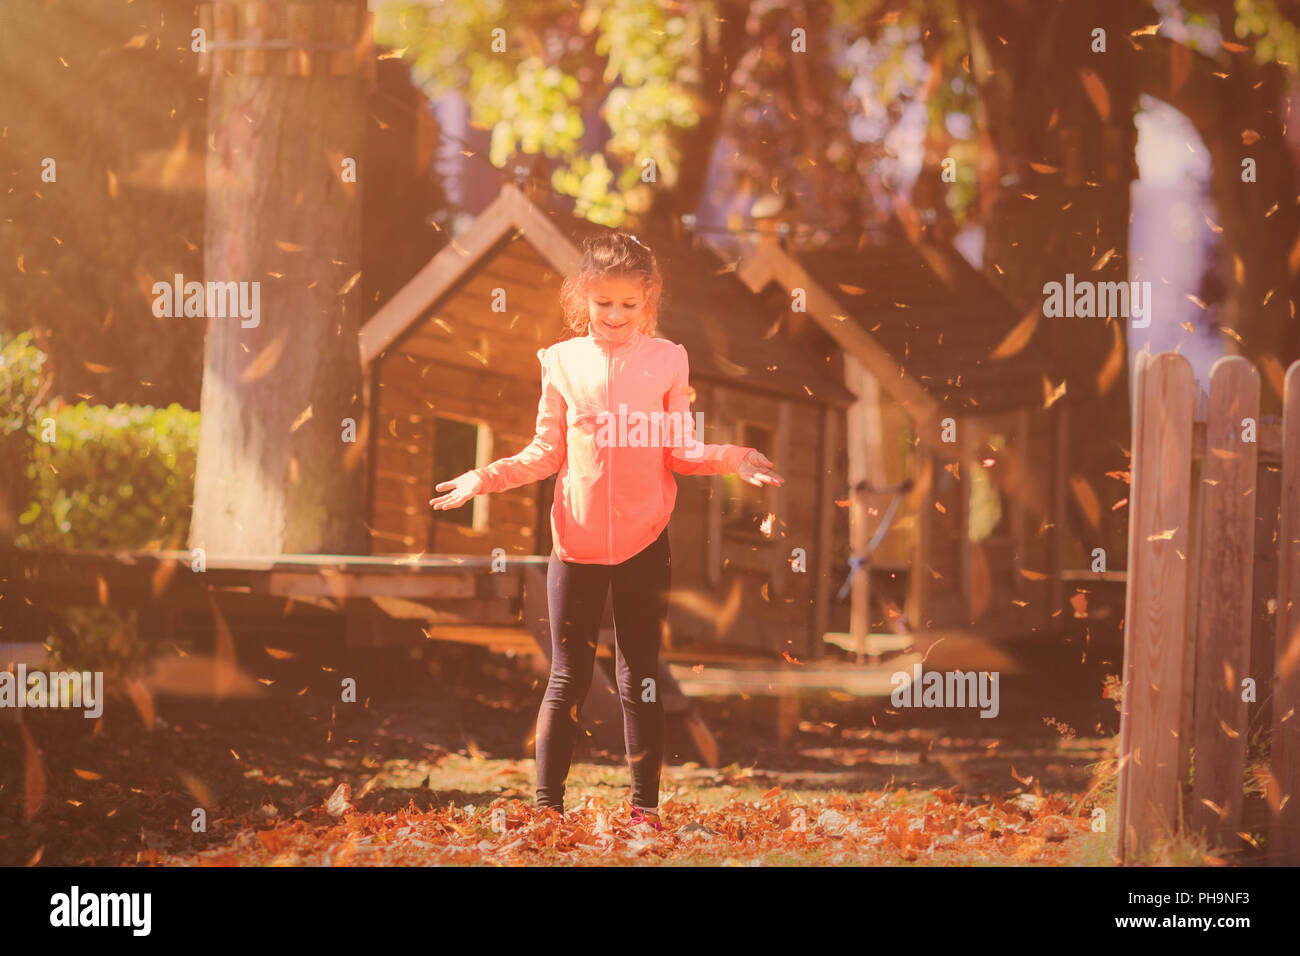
[188,0,369,555]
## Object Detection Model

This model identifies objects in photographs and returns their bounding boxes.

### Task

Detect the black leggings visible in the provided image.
[535,526,671,812]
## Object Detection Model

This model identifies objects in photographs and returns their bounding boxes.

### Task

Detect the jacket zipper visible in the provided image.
[606,344,614,564]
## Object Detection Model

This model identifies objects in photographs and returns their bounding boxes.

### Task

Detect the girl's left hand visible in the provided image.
[737,450,784,488]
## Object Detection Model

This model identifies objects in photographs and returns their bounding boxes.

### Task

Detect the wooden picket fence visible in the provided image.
[1117,351,1300,864]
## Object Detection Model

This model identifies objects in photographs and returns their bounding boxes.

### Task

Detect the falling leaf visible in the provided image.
[152,556,178,598]
[1042,376,1067,409]
[1069,475,1101,530]
[1097,320,1125,396]
[290,405,313,433]
[1130,23,1161,36]
[837,283,866,295]
[106,168,118,199]
[1079,69,1110,121]
[1019,568,1048,581]
[240,334,286,382]
[275,240,303,252]
[73,768,103,781]
[1147,528,1176,541]
[124,677,155,730]
[153,131,193,193]
[84,362,111,374]
[179,771,215,807]
[264,647,296,660]
[1091,248,1117,271]
[991,309,1039,359]
[338,271,361,295]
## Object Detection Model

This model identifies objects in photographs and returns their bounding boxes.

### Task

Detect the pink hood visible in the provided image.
[472,328,755,564]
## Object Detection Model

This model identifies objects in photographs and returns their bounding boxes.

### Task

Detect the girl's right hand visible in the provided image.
[430,470,485,510]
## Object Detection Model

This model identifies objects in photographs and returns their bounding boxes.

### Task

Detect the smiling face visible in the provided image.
[586,274,647,344]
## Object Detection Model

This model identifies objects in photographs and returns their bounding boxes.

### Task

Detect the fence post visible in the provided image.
[1190,357,1260,847]
[1273,361,1300,863]
[1117,352,1196,862]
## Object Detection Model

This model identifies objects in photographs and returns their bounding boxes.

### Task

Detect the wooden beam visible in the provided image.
[707,385,726,588]
[812,404,838,660]
[843,356,888,658]
[1116,352,1196,863]
[908,444,933,631]
[1190,357,1259,847]
[770,400,791,604]
[1049,401,1070,625]
[1273,360,1300,862]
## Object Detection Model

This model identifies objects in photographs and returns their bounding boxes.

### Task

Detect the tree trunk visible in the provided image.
[1129,33,1299,409]
[959,0,1149,570]
[189,0,369,556]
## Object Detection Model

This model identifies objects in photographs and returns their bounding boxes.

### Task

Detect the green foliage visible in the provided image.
[1,331,51,536]
[16,401,199,551]
[1234,0,1300,67]
[374,0,706,224]
[830,0,980,228]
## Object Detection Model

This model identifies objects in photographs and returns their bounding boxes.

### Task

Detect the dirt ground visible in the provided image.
[0,621,1173,866]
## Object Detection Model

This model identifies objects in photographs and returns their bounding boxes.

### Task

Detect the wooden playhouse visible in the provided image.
[356,182,859,662]
[738,218,1069,649]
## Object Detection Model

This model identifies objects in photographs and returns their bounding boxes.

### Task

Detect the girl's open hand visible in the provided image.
[737,450,784,488]
[430,470,484,510]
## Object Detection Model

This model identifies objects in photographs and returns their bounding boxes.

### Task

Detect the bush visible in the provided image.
[0,330,52,539]
[16,400,199,550]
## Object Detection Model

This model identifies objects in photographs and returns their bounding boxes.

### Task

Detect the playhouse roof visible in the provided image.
[359,184,855,407]
[741,218,1059,420]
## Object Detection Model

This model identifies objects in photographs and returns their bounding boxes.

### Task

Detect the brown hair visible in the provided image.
[559,231,663,337]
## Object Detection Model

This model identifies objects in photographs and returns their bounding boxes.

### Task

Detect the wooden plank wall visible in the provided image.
[1114,352,1300,864]
[370,238,567,555]
[668,381,825,656]
[1189,357,1259,847]
[1273,361,1300,862]
[1112,352,1201,862]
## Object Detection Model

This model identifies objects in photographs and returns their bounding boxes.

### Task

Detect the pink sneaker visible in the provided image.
[628,802,664,832]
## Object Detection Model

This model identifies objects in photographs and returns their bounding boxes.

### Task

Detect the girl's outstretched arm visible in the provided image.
[666,342,757,477]
[475,347,567,493]
[431,347,566,510]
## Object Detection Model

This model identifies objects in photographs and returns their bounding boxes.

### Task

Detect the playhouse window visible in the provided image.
[722,419,776,538]
[968,433,1008,542]
[431,415,481,529]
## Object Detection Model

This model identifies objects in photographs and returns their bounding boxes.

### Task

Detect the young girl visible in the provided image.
[429,232,783,830]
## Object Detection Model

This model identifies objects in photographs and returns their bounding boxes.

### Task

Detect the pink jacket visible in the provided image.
[472,328,756,564]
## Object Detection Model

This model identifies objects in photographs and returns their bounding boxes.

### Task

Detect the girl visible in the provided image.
[429,232,783,830]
